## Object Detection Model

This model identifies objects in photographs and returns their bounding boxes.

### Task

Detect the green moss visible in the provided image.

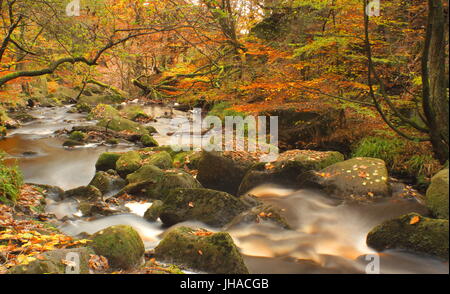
[208,102,247,121]
[173,152,202,169]
[69,131,87,142]
[366,213,449,260]
[126,164,164,184]
[122,170,202,200]
[141,134,159,147]
[426,169,449,219]
[91,225,145,270]
[78,94,125,106]
[116,151,142,178]
[146,151,172,169]
[154,226,248,274]
[352,137,404,168]
[0,153,23,204]
[89,171,126,196]
[95,152,122,171]
[158,188,248,227]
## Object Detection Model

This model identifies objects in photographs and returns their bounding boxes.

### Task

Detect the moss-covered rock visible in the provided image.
[91,225,145,270]
[197,151,259,195]
[116,151,142,178]
[239,150,344,195]
[69,131,87,142]
[155,226,248,274]
[140,134,159,147]
[225,204,291,230]
[157,188,249,227]
[142,151,172,169]
[143,200,164,222]
[95,152,122,171]
[146,126,158,134]
[123,169,202,200]
[173,151,202,169]
[78,93,125,107]
[300,157,390,202]
[97,116,148,136]
[426,169,449,219]
[62,139,85,147]
[89,170,126,197]
[8,247,94,274]
[366,213,449,260]
[64,185,102,201]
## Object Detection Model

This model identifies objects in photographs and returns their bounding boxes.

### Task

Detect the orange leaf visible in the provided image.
[410,215,420,225]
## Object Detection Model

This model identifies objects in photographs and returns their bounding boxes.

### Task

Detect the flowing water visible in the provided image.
[1,106,448,274]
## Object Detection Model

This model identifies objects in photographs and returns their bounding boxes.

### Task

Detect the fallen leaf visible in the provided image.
[410,215,420,225]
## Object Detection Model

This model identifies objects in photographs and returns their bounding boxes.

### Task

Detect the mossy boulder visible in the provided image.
[143,200,164,222]
[238,150,345,195]
[366,213,449,260]
[68,131,87,142]
[78,93,125,107]
[140,134,159,147]
[146,126,158,134]
[116,151,142,178]
[157,188,249,227]
[89,104,120,120]
[123,169,202,200]
[89,170,126,197]
[197,151,259,195]
[154,226,249,274]
[426,169,449,219]
[225,204,291,230]
[300,157,390,202]
[173,151,202,169]
[95,152,122,171]
[64,185,102,201]
[142,151,172,169]
[91,225,145,270]
[8,247,94,274]
[97,116,148,136]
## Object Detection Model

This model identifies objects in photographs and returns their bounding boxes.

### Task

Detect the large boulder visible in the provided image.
[116,151,142,178]
[122,168,202,200]
[366,213,449,260]
[238,150,344,195]
[154,188,249,227]
[95,152,122,172]
[300,157,390,202]
[426,169,449,219]
[8,247,94,274]
[154,226,249,274]
[91,225,145,270]
[197,151,259,195]
[89,170,126,197]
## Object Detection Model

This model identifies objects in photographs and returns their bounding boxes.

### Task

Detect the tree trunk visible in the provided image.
[422,0,449,164]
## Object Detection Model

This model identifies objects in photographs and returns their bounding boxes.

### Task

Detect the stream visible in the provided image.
[0,105,448,274]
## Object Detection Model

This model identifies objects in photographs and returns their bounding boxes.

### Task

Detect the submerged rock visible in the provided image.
[225,204,291,230]
[156,188,249,227]
[425,169,449,219]
[91,225,145,270]
[154,226,249,274]
[300,157,390,202]
[239,150,344,195]
[8,247,94,274]
[197,151,259,195]
[95,152,122,171]
[366,213,449,260]
[116,151,142,178]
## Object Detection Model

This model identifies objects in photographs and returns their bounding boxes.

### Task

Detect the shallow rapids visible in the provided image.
[1,106,448,274]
